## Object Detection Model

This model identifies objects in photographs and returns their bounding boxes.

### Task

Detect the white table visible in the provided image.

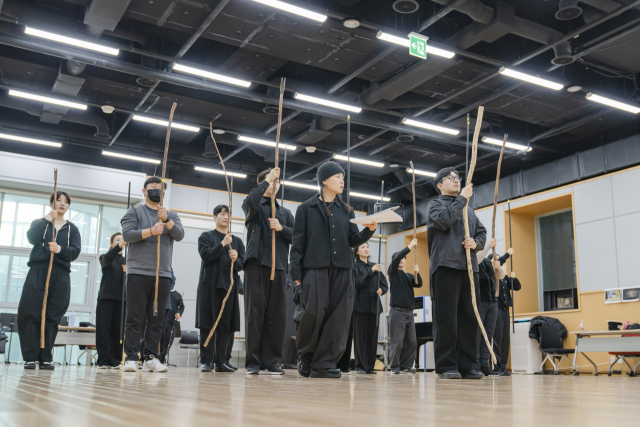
[55,326,97,365]
[571,330,640,376]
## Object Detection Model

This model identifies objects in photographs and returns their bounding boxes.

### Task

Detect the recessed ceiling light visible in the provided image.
[305,146,317,153]
[567,85,582,93]
[101,105,115,114]
[389,164,399,168]
[342,18,360,28]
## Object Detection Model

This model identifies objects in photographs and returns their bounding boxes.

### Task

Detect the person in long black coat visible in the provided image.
[196,204,245,373]
[353,242,388,374]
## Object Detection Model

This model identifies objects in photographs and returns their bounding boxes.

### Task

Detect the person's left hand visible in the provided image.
[365,221,377,231]
[372,264,382,273]
[507,248,514,255]
[175,313,181,320]
[229,249,238,261]
[122,265,127,273]
[413,264,419,273]
[48,242,59,253]
[510,271,516,278]
[157,206,168,222]
[492,260,500,270]
[269,218,283,231]
[376,288,383,296]
[462,238,477,250]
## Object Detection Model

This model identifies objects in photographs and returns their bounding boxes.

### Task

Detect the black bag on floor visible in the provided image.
[179,330,199,345]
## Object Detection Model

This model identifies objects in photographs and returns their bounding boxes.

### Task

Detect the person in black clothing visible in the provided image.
[388,239,422,374]
[196,205,245,373]
[493,271,521,376]
[18,191,81,370]
[426,167,487,380]
[353,242,388,374]
[242,167,295,375]
[159,269,184,364]
[291,161,376,379]
[96,232,127,369]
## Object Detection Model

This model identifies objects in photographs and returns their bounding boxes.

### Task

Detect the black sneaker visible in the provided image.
[310,368,341,378]
[437,370,462,379]
[215,363,235,373]
[40,362,55,370]
[340,369,351,375]
[402,368,416,374]
[260,365,285,375]
[501,370,512,376]
[24,362,37,370]
[356,368,367,374]
[367,370,378,375]
[226,363,238,371]
[298,362,311,378]
[247,366,260,375]
[461,370,485,379]
[200,363,213,372]
[391,368,400,374]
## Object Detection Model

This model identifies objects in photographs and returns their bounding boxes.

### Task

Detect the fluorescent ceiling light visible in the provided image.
[482,136,532,152]
[194,166,246,178]
[499,67,563,91]
[238,135,297,150]
[294,93,362,113]
[350,192,391,202]
[402,118,459,135]
[102,150,161,164]
[333,154,384,167]
[425,44,455,59]
[0,133,61,147]
[132,115,200,132]
[172,63,251,88]
[25,26,119,56]
[376,31,454,58]
[9,90,87,110]
[407,168,436,177]
[585,92,640,114]
[250,0,327,22]
[282,180,319,190]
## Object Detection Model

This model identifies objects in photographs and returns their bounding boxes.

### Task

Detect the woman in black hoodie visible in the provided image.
[17,191,81,370]
[290,161,376,379]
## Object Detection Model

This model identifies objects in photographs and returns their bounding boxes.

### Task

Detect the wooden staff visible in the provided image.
[463,106,497,365]
[409,161,418,284]
[204,123,235,347]
[376,180,384,328]
[40,168,58,348]
[154,102,177,316]
[120,181,131,365]
[508,199,515,333]
[270,77,286,281]
[491,134,508,297]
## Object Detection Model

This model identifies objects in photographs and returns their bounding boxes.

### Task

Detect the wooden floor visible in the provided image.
[0,365,638,427]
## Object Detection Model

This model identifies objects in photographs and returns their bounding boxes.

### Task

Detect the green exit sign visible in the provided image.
[409,32,428,59]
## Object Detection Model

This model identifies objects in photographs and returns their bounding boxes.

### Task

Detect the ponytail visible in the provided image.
[318,187,352,216]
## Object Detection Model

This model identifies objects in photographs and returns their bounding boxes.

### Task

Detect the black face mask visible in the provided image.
[146,189,162,203]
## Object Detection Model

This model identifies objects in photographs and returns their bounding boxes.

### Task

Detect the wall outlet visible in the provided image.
[611,356,616,363]
[618,358,623,364]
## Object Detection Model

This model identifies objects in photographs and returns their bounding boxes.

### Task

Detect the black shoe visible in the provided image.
[260,365,285,375]
[200,363,213,372]
[215,363,235,372]
[226,363,238,371]
[298,362,311,378]
[367,370,378,375]
[340,369,351,375]
[482,368,493,376]
[402,368,416,374]
[489,370,502,377]
[40,362,55,370]
[461,370,485,379]
[391,368,400,374]
[356,368,367,374]
[310,368,341,378]
[438,370,462,379]
[247,366,260,375]
[24,362,37,370]
[501,370,511,376]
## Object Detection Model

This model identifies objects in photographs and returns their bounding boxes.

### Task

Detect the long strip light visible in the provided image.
[133,115,200,133]
[351,191,391,202]
[250,0,327,22]
[333,154,384,167]
[282,180,319,190]
[585,93,640,114]
[25,27,119,56]
[402,118,459,135]
[194,166,247,178]
[238,135,297,150]
[9,90,87,110]
[407,168,436,177]
[102,150,160,164]
[499,67,563,91]
[0,133,61,147]
[173,63,251,88]
[482,136,532,152]
[294,93,362,113]
[376,31,455,58]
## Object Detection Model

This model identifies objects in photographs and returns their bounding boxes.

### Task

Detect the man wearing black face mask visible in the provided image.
[121,176,185,372]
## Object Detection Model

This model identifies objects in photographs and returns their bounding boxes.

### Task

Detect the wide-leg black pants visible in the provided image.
[336,313,354,371]
[493,308,511,372]
[200,288,236,366]
[475,300,498,371]
[96,299,123,367]
[388,308,417,370]
[354,312,378,372]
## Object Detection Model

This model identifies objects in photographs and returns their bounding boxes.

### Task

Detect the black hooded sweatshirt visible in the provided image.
[26,218,81,272]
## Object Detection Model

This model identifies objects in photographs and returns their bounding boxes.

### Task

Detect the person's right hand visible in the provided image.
[408,238,418,250]
[222,233,233,247]
[295,280,300,285]
[372,264,382,273]
[151,222,165,235]
[266,167,281,183]
[510,271,516,278]
[488,238,497,248]
[460,184,473,200]
[122,265,127,273]
[48,210,58,221]
[507,248,514,255]
[492,260,500,270]
[119,240,127,248]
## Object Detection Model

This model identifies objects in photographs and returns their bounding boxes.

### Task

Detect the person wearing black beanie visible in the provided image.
[290,161,377,378]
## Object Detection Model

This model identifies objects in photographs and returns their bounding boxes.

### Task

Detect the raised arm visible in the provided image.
[289,204,307,282]
[242,181,269,224]
[427,196,468,231]
[99,244,121,268]
[348,210,375,248]
[388,247,411,277]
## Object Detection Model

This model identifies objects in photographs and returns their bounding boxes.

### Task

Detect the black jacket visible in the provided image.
[354,259,389,314]
[478,252,510,302]
[26,218,81,273]
[290,195,375,281]
[388,247,423,310]
[498,276,521,311]
[97,245,125,301]
[529,316,568,342]
[166,290,184,320]
[426,195,486,275]
[242,181,295,272]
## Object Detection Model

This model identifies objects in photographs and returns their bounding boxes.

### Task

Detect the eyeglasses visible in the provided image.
[442,175,461,184]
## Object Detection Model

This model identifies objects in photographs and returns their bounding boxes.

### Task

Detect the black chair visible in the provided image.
[0,313,18,364]
[538,326,574,375]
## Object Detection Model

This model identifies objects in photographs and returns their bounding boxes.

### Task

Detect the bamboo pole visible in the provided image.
[40,168,58,348]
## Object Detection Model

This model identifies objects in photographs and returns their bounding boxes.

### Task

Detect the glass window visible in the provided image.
[0,254,29,303]
[100,206,127,253]
[69,260,90,305]
[0,193,49,248]
[67,202,100,254]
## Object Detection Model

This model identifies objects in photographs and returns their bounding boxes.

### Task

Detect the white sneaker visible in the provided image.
[142,356,168,372]
[123,361,137,372]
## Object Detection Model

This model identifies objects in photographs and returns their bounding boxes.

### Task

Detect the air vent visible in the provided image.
[203,140,220,157]
[396,134,414,143]
[136,77,158,87]
[263,106,280,115]
[392,0,419,14]
[555,5,582,20]
[551,56,575,65]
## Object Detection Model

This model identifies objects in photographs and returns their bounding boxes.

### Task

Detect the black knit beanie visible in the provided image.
[317,161,345,186]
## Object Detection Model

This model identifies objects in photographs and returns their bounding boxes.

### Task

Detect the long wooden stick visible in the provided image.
[120,181,131,365]
[491,134,508,298]
[204,124,235,347]
[271,78,286,281]
[463,106,497,365]
[40,168,58,348]
[508,199,515,333]
[409,161,418,284]
[154,102,177,316]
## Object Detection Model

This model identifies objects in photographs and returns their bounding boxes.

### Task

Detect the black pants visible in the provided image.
[123,274,171,362]
[336,313,354,371]
[431,266,480,374]
[200,288,235,366]
[296,268,354,370]
[244,261,287,369]
[476,301,498,371]
[493,308,511,372]
[17,264,70,363]
[354,312,378,372]
[96,299,123,367]
[388,307,417,370]
[159,312,176,363]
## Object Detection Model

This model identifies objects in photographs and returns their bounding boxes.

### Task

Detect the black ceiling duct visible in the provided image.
[393,0,419,13]
[203,137,220,157]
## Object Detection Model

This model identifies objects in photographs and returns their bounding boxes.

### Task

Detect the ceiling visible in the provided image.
[0,0,639,207]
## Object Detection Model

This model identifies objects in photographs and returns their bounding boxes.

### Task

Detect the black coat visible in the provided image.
[26,218,81,272]
[478,252,509,302]
[498,276,521,311]
[97,245,125,301]
[354,259,389,314]
[290,195,375,281]
[529,316,568,342]
[195,230,245,331]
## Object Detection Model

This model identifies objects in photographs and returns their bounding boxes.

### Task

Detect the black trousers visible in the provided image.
[354,312,378,372]
[476,301,498,371]
[388,307,417,370]
[431,266,480,374]
[159,312,176,364]
[96,299,123,367]
[493,308,511,372]
[200,288,235,366]
[296,268,354,370]
[244,261,287,369]
[17,264,70,363]
[336,313,354,371]
[123,274,171,362]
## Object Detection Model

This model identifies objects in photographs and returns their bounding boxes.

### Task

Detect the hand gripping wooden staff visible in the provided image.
[271,77,286,281]
[204,123,235,347]
[463,106,497,366]
[154,102,177,316]
[409,161,418,284]
[40,168,58,348]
